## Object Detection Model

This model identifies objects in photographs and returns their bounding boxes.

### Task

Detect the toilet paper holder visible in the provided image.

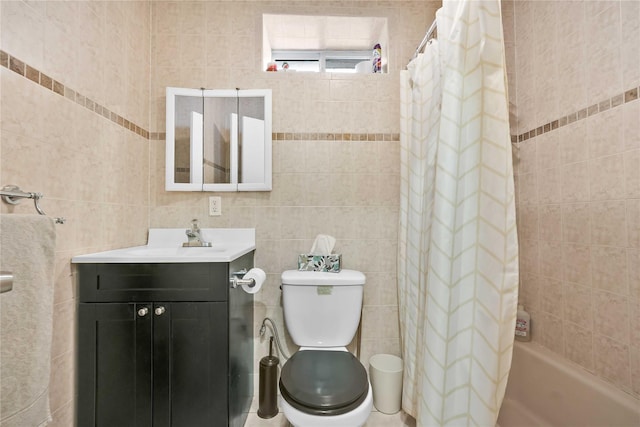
[229,269,255,289]
[0,271,13,294]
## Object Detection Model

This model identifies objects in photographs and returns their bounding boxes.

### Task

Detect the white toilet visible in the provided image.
[279,269,373,427]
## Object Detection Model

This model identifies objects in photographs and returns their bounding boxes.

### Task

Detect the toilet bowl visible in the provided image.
[279,270,372,426]
[279,348,373,426]
[280,377,373,427]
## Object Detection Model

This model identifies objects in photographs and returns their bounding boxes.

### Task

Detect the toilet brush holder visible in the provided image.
[258,336,279,418]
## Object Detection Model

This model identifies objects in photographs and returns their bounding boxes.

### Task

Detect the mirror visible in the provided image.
[166,88,272,191]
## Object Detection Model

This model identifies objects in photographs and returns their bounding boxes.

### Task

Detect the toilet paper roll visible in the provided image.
[241,267,266,294]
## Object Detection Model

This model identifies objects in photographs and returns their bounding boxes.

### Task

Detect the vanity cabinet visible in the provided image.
[76,254,254,427]
[78,302,227,427]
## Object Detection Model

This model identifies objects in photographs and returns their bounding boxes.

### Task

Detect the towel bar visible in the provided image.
[0,271,13,294]
[0,185,65,224]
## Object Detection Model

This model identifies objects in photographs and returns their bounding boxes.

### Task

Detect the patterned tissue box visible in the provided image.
[297,254,342,273]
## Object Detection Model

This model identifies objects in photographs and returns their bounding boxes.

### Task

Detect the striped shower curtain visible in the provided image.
[398,1,519,425]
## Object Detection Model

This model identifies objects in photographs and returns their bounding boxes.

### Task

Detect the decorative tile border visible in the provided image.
[514,85,640,143]
[1,50,149,139]
[272,132,400,141]
[9,46,636,147]
[3,49,400,144]
[151,132,400,142]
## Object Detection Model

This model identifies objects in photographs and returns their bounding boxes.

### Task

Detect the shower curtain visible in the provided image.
[398,1,519,426]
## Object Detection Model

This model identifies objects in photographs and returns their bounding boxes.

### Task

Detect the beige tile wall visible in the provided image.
[11,0,634,422]
[505,0,640,399]
[1,1,151,425]
[2,0,438,423]
[148,0,438,385]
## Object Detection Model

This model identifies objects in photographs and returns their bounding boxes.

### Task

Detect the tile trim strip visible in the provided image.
[271,132,400,141]
[2,49,400,144]
[514,85,640,143]
[1,50,150,139]
[7,50,635,146]
[149,132,400,142]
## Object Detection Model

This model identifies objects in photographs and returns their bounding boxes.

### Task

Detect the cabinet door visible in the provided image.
[152,302,228,427]
[78,303,153,427]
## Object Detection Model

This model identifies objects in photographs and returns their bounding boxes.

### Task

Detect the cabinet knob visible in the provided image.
[137,307,149,317]
[154,306,166,316]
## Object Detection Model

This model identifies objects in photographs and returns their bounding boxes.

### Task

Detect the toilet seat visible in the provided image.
[279,350,369,416]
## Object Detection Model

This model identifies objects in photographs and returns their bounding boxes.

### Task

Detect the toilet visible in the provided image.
[279,269,373,427]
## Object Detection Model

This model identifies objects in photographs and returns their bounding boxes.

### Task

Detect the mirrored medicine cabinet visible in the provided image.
[166,87,272,192]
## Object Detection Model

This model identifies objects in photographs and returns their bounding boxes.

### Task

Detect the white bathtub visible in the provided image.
[497,341,640,427]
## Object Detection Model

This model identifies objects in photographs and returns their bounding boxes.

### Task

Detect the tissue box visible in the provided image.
[297,254,342,273]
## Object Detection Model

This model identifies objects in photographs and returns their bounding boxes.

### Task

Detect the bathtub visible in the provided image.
[497,341,640,427]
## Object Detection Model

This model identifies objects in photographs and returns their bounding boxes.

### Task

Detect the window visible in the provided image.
[271,50,374,73]
[263,14,389,74]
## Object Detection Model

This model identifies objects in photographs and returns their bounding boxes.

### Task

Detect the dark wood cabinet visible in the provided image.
[77,255,254,427]
[78,303,153,427]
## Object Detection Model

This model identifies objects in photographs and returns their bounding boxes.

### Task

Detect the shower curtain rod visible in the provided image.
[413,19,437,59]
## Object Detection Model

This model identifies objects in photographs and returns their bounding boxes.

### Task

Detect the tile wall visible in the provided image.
[1,0,439,423]
[147,0,437,387]
[8,0,635,423]
[504,0,640,398]
[0,1,151,425]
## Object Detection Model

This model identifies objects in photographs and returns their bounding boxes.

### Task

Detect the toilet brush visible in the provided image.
[258,336,279,418]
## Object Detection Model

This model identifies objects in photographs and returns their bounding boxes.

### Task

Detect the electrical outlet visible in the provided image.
[209,196,222,216]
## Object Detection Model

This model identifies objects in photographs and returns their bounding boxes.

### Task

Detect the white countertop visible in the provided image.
[71,228,255,263]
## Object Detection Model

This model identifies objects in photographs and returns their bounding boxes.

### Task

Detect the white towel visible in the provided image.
[309,234,336,255]
[1,214,56,427]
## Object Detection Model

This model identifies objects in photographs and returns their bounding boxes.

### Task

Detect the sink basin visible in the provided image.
[72,228,255,263]
[125,246,227,256]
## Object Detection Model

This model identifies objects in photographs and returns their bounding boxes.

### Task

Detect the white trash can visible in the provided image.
[369,354,403,414]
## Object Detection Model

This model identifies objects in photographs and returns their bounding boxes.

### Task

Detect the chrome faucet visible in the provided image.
[183,219,212,247]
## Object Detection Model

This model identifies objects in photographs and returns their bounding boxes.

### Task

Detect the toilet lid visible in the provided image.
[279,350,369,416]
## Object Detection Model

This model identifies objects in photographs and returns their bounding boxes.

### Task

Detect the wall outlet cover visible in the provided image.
[209,196,222,216]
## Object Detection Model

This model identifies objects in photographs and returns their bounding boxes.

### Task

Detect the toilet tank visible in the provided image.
[281,270,365,348]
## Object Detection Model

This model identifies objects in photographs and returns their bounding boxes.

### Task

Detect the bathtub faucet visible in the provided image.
[183,219,212,247]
